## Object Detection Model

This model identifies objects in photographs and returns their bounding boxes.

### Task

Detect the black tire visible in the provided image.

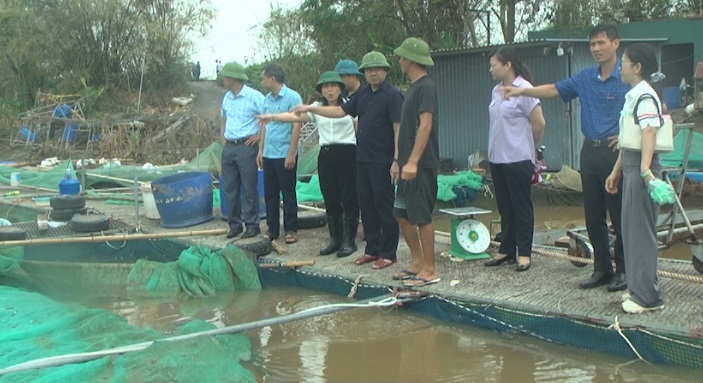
[69,214,110,233]
[569,240,592,267]
[237,238,272,258]
[693,255,703,274]
[50,208,88,222]
[0,227,27,241]
[50,195,86,210]
[297,209,327,229]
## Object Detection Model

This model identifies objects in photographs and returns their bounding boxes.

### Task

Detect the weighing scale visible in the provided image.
[440,207,492,260]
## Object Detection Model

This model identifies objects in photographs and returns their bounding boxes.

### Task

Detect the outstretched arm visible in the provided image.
[258,112,311,124]
[292,104,347,118]
[502,84,559,100]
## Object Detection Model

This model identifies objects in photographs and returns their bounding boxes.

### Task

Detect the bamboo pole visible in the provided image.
[17,183,57,193]
[0,228,227,247]
[85,173,148,186]
[259,260,315,268]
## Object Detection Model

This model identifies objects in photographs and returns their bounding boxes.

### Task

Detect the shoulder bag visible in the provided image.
[618,93,674,153]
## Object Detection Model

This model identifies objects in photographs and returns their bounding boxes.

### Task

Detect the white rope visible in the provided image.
[608,315,652,365]
[294,297,399,316]
[347,274,367,298]
[482,184,494,199]
[638,328,703,350]
[104,229,128,249]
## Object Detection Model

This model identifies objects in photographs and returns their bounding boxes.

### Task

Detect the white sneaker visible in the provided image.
[621,292,631,301]
[622,299,664,314]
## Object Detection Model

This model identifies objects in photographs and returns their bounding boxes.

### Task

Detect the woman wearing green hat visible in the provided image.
[258,71,360,257]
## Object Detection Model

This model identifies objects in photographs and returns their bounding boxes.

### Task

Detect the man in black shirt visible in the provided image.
[334,59,363,99]
[292,51,404,269]
[392,37,440,286]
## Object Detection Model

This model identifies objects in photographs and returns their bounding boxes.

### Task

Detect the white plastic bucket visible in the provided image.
[10,172,20,186]
[141,183,161,220]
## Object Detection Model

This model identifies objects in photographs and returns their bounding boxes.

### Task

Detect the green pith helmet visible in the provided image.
[334,60,363,76]
[394,37,434,66]
[316,71,346,93]
[219,61,248,81]
[358,51,391,71]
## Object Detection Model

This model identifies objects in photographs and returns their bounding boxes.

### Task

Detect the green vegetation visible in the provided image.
[253,0,703,101]
[0,0,214,135]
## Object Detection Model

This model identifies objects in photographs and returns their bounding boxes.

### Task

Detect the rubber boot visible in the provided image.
[337,217,359,257]
[320,213,343,255]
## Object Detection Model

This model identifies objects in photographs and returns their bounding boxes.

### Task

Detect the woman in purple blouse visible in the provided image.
[484,48,546,272]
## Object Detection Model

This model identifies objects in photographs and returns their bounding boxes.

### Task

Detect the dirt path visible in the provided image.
[188,81,226,122]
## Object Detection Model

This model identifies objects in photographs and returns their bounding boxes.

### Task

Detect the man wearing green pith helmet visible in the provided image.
[219,61,265,240]
[334,59,363,99]
[292,51,404,270]
[392,37,441,287]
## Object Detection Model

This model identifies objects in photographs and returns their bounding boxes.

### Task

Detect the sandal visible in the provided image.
[354,254,378,265]
[285,232,298,244]
[372,258,396,269]
[392,269,418,280]
[263,232,277,241]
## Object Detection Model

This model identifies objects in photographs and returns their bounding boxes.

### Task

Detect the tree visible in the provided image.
[0,6,56,110]
[1,0,214,98]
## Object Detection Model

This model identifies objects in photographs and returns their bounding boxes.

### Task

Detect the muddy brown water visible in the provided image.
[53,287,701,383]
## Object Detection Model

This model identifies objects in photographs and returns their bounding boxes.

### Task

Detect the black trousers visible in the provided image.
[318,144,359,220]
[580,145,624,274]
[490,161,534,258]
[263,157,297,237]
[357,161,399,260]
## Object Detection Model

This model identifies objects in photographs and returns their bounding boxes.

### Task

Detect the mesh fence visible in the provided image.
[0,241,262,382]
[258,265,703,369]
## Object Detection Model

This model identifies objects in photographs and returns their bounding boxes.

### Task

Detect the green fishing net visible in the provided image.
[0,243,262,382]
[648,178,677,205]
[0,286,257,383]
[127,245,262,296]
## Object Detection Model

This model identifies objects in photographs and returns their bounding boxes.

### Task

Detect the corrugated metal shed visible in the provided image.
[428,39,662,171]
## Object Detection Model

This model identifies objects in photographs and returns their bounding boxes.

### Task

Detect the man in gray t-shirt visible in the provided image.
[392,38,440,287]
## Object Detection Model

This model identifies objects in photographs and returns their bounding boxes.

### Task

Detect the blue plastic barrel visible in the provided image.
[219,170,266,220]
[662,87,680,110]
[151,172,214,228]
[53,104,71,118]
[62,124,78,143]
[19,127,37,143]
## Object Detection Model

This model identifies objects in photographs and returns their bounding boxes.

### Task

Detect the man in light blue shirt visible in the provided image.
[220,61,265,239]
[258,64,303,243]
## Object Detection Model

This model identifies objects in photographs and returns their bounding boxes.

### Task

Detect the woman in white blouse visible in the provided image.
[258,71,359,257]
[605,44,665,314]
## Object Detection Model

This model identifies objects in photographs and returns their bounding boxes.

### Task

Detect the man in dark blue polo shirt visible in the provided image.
[503,24,630,292]
[292,51,404,269]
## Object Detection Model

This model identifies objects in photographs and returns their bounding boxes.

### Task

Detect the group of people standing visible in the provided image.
[492,24,666,314]
[220,37,442,287]
[218,24,668,313]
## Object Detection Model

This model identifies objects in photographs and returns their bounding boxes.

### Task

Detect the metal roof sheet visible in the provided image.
[430,37,668,57]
